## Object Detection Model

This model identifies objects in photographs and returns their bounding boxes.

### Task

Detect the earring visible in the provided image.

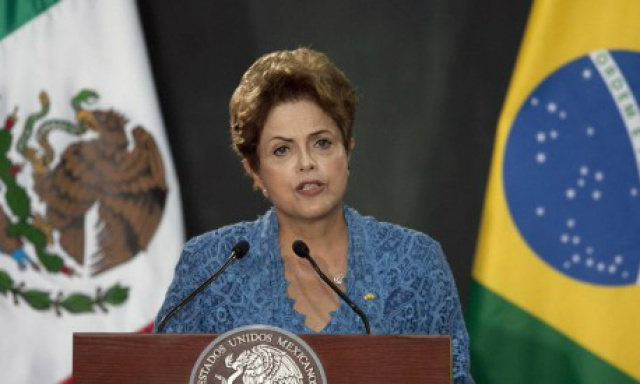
[262,189,268,198]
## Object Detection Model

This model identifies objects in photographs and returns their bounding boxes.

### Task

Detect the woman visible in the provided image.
[155,48,474,383]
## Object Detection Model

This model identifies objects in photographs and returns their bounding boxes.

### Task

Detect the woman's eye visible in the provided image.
[273,146,289,156]
[316,139,332,149]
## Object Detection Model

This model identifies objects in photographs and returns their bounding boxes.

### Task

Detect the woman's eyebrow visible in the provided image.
[268,136,293,143]
[267,129,333,143]
[308,129,332,137]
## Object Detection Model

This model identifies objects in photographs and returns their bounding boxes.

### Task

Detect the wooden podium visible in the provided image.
[74,333,451,383]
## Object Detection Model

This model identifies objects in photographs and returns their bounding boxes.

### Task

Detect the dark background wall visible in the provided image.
[136,1,532,309]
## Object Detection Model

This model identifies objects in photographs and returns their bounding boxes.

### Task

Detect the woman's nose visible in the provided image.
[297,149,316,171]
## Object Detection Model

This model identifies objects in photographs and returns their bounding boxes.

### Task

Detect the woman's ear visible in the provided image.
[242,159,265,192]
[348,138,355,160]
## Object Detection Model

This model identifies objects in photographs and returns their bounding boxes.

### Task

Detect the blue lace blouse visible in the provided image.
[155,206,474,384]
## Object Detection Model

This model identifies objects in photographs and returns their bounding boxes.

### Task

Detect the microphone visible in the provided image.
[292,240,371,334]
[156,240,250,333]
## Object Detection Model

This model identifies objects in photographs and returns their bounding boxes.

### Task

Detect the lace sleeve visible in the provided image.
[412,235,475,384]
[153,233,218,332]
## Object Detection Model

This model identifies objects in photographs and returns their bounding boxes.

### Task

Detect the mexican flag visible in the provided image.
[467,1,640,383]
[0,1,184,382]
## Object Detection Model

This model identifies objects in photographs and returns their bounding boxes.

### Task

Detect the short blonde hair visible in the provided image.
[229,47,357,170]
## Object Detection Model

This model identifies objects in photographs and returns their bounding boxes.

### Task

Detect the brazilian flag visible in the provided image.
[468,0,640,383]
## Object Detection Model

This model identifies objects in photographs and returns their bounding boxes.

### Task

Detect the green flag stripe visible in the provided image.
[0,0,59,40]
[466,281,637,384]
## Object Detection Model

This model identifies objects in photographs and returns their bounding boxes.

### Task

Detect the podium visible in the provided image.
[73,333,451,383]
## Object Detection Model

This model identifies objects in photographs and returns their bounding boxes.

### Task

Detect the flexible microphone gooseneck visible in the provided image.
[292,240,371,334]
[156,240,250,333]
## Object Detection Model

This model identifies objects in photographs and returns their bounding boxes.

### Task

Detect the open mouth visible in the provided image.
[296,180,326,194]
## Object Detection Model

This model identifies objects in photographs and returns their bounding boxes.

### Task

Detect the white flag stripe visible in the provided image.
[0,1,184,382]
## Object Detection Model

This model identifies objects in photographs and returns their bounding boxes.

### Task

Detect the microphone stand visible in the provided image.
[157,241,249,332]
[293,240,371,334]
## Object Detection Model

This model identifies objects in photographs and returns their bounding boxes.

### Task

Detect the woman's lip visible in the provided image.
[296,180,324,189]
[296,181,326,196]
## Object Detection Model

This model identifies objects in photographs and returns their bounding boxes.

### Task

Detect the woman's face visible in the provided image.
[245,98,352,223]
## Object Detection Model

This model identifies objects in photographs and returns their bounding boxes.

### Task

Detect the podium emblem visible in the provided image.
[191,325,327,384]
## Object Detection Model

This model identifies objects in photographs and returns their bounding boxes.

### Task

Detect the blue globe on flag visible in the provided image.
[503,50,640,286]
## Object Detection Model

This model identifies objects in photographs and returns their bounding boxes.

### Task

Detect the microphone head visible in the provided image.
[232,240,250,259]
[292,240,310,258]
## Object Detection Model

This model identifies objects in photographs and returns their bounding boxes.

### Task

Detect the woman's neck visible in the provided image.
[276,205,348,266]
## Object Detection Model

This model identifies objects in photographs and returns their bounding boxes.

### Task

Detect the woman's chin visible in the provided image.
[278,201,343,223]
